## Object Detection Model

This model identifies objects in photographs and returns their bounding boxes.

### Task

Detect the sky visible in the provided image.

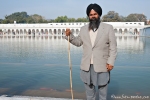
[0,0,150,20]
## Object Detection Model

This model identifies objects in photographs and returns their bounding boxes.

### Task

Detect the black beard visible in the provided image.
[89,17,100,31]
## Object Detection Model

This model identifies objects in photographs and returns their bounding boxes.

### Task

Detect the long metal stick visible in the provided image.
[68,36,74,100]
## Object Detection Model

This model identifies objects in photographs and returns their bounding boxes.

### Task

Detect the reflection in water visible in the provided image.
[140,27,150,36]
[0,35,146,51]
[116,36,145,52]
[0,35,150,99]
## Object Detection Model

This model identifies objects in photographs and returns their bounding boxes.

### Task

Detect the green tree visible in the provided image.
[126,13,147,22]
[76,17,88,22]
[48,19,55,23]
[1,11,148,23]
[2,19,11,23]
[53,16,88,22]
[54,16,68,22]
[119,16,126,22]
[30,14,46,23]
[5,12,29,23]
[102,11,121,22]
[26,16,34,23]
[68,18,76,22]
[0,19,3,23]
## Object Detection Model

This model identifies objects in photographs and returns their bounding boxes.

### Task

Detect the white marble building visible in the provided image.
[0,22,145,36]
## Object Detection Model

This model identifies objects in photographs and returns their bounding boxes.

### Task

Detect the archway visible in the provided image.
[45,29,48,35]
[36,29,40,35]
[129,28,133,34]
[20,29,23,34]
[41,29,44,34]
[54,29,57,35]
[8,29,11,35]
[49,29,52,35]
[3,29,6,34]
[119,29,122,34]
[24,29,27,35]
[0,29,2,35]
[28,29,31,35]
[114,29,118,33]
[71,29,75,34]
[32,29,35,36]
[76,29,79,35]
[12,29,15,35]
[58,29,61,35]
[134,28,138,35]
[124,29,128,34]
[62,29,65,35]
[16,29,19,34]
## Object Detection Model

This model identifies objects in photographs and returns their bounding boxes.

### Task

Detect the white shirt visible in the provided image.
[89,29,98,64]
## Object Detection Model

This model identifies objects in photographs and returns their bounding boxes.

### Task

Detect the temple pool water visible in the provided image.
[0,33,150,99]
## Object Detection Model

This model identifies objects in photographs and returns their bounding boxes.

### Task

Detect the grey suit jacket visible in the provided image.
[66,22,117,72]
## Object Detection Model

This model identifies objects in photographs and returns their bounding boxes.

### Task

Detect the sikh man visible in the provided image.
[65,3,117,100]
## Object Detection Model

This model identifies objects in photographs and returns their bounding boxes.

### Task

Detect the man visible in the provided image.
[65,3,117,100]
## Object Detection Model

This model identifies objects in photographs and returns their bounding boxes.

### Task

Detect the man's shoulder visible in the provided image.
[81,23,89,29]
[101,22,113,27]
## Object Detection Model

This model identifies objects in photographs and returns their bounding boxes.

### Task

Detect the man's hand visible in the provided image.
[106,64,114,71]
[66,28,71,36]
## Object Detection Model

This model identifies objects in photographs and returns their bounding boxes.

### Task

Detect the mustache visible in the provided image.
[89,17,100,31]
[90,17,97,21]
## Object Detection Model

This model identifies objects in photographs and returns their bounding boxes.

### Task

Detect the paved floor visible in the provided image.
[0,95,81,100]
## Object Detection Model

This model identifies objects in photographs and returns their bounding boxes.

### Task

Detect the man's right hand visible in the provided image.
[66,28,71,36]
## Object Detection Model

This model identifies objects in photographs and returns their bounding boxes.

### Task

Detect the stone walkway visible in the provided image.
[0,95,81,100]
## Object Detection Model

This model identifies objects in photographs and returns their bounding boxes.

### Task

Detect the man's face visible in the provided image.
[89,9,99,21]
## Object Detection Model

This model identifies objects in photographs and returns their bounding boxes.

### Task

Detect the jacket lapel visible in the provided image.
[84,24,92,47]
[92,23,104,48]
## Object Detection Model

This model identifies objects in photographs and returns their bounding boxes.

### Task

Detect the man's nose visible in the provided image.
[91,15,95,17]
